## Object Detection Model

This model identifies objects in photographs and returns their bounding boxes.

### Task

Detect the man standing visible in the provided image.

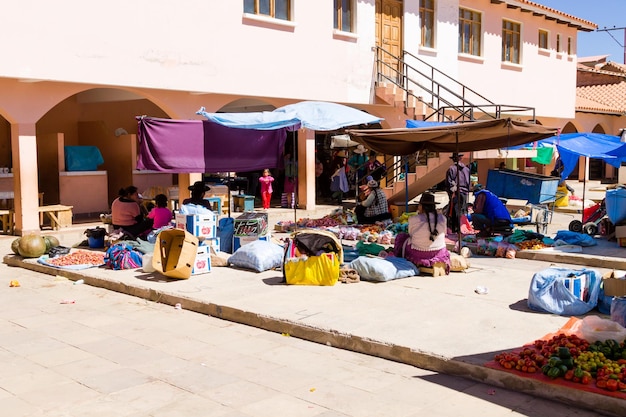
[445,152,470,233]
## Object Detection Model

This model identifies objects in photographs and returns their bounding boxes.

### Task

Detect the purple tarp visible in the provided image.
[136,117,287,173]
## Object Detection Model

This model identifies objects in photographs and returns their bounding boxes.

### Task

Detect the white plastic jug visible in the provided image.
[142,253,155,273]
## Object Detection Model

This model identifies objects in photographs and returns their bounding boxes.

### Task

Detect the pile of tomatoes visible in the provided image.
[493,333,626,393]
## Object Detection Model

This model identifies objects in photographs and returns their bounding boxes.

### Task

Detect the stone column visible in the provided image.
[12,123,40,235]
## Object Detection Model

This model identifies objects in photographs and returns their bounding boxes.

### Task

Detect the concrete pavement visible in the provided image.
[0,264,603,417]
[2,179,625,416]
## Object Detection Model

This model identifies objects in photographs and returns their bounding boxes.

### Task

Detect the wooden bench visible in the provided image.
[38,205,73,230]
[0,209,13,234]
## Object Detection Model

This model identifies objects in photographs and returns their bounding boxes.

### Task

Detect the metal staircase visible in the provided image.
[373,47,537,205]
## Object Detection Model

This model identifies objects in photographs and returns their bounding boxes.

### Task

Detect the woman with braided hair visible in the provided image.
[392,193,450,274]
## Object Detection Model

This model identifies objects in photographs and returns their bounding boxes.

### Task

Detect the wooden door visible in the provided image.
[376,0,403,83]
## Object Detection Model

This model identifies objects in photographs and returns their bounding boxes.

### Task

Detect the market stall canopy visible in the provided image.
[136,117,287,173]
[197,101,383,131]
[345,118,558,156]
[537,132,625,179]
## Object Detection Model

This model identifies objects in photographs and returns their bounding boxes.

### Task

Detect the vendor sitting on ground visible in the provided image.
[182,181,214,211]
[471,184,513,237]
[392,193,450,274]
[147,193,173,229]
[354,178,392,224]
[111,185,154,238]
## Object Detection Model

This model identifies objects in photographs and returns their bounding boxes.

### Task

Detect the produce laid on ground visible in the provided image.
[46,250,105,267]
[11,235,60,258]
[492,333,626,393]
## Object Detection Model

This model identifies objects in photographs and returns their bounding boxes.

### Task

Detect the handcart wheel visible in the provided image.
[568,220,583,233]
[583,222,598,236]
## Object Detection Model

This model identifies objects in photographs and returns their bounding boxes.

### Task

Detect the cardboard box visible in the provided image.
[602,271,626,297]
[200,237,221,254]
[234,212,269,237]
[390,204,418,219]
[615,225,626,239]
[233,235,270,252]
[152,229,199,279]
[176,213,217,238]
[191,246,211,275]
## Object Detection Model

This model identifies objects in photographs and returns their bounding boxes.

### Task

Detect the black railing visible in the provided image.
[374,46,536,122]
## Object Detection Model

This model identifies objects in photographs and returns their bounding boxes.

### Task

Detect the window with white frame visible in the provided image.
[420,0,435,48]
[334,0,353,32]
[502,20,521,64]
[459,8,481,56]
[538,29,548,50]
[244,0,290,20]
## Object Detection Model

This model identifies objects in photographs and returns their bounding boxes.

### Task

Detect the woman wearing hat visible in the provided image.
[392,193,450,274]
[354,178,392,225]
[182,181,214,210]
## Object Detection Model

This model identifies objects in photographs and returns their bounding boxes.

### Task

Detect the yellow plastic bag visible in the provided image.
[285,253,340,286]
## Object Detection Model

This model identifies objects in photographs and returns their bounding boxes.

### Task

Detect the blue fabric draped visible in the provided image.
[197,101,382,131]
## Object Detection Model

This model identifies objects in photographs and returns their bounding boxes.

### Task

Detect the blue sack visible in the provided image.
[217,217,234,253]
[611,297,626,328]
[528,267,601,316]
[597,286,614,315]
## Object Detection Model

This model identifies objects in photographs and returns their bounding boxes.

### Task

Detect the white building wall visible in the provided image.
[0,0,378,104]
[407,0,581,120]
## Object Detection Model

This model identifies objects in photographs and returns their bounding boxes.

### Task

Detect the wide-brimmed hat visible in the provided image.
[335,150,347,158]
[188,181,211,192]
[354,144,368,154]
[418,193,439,205]
[367,179,379,188]
[450,152,464,160]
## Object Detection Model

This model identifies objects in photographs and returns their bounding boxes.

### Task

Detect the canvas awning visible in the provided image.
[345,118,559,156]
[197,100,383,131]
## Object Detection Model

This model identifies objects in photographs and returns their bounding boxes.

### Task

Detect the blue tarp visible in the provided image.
[509,133,625,180]
[197,101,382,131]
[543,133,624,179]
[405,120,454,128]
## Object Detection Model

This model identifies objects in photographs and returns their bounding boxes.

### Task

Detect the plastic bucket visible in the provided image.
[88,236,105,248]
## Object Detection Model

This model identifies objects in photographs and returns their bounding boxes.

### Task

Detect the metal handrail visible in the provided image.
[374,46,536,122]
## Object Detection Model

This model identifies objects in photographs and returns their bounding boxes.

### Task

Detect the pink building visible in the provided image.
[0,1,604,235]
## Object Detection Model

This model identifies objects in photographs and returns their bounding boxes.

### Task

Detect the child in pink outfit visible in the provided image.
[147,194,173,229]
[259,169,274,210]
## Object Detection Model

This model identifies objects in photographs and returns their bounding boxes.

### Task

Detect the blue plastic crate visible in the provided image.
[486,169,559,204]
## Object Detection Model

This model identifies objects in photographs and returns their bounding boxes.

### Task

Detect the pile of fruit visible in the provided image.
[515,239,549,250]
[493,333,626,392]
[46,250,105,267]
